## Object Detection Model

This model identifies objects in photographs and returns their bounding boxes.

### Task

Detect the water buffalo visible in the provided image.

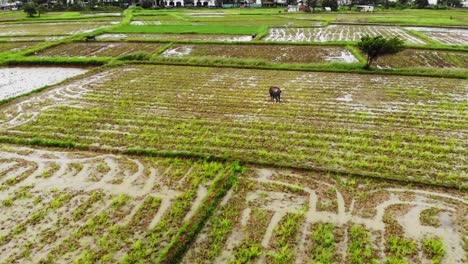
[85,35,96,41]
[269,86,281,103]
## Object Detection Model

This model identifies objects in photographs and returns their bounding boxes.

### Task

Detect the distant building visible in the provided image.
[355,5,374,11]
[0,0,21,10]
[162,0,216,7]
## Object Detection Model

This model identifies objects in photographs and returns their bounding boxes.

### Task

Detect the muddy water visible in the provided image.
[0,67,87,100]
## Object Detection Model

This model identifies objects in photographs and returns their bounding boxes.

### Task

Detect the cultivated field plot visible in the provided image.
[98,33,252,41]
[372,49,468,69]
[183,167,467,263]
[35,42,167,57]
[0,11,25,22]
[0,36,66,41]
[0,65,466,188]
[0,144,236,263]
[133,15,191,25]
[0,67,87,100]
[0,41,41,52]
[405,27,468,46]
[0,22,115,36]
[161,44,359,63]
[264,25,426,44]
[130,20,162,25]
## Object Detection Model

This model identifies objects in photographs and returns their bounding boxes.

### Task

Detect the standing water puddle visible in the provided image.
[0,67,87,100]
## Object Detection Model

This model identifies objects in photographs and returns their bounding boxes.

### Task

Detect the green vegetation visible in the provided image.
[347,225,378,263]
[422,237,446,264]
[310,223,338,263]
[357,35,405,69]
[3,64,465,187]
[0,6,465,264]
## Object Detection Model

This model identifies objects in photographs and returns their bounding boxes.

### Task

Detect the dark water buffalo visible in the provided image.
[269,86,281,103]
[85,35,96,41]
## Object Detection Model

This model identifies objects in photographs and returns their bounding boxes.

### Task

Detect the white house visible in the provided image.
[355,5,374,12]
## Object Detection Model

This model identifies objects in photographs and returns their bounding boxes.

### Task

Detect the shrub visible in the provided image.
[357,35,405,69]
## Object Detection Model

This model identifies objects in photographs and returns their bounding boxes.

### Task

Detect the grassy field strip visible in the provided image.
[97,33,254,42]
[0,65,465,188]
[183,167,466,263]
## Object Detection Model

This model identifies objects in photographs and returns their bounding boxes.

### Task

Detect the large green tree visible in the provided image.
[321,0,338,10]
[23,2,37,17]
[414,0,429,8]
[306,0,320,12]
[357,35,405,69]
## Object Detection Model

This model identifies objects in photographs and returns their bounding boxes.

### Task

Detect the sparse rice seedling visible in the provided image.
[1,65,465,187]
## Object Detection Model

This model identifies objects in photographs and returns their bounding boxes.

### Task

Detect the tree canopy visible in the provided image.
[23,2,38,17]
[357,35,405,69]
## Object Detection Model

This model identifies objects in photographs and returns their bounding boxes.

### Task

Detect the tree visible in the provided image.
[306,0,319,12]
[23,2,37,17]
[37,6,48,17]
[141,0,153,8]
[321,0,338,10]
[414,0,429,8]
[357,35,405,69]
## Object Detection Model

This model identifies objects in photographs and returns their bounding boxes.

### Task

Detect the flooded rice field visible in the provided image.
[0,67,87,100]
[404,27,468,45]
[161,44,359,64]
[263,25,426,44]
[35,42,167,57]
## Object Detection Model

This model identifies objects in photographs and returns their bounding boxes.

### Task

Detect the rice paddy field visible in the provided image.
[370,49,468,69]
[0,6,466,264]
[0,42,41,53]
[404,27,468,46]
[263,25,426,43]
[36,42,167,58]
[161,44,359,63]
[0,22,116,36]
